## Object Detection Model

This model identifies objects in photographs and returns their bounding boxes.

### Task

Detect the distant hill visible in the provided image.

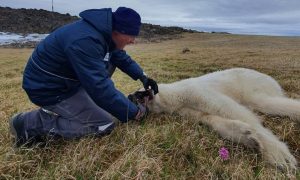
[0,6,196,41]
[0,7,78,34]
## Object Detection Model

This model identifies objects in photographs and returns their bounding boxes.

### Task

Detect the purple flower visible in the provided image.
[219,147,229,160]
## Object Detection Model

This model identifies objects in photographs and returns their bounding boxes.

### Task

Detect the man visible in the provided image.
[9,7,159,147]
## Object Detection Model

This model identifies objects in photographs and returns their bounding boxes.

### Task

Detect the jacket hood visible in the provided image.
[79,8,112,38]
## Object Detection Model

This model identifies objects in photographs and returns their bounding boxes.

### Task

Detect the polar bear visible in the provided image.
[131,68,299,170]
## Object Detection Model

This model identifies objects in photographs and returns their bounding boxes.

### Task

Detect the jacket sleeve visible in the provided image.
[110,50,144,80]
[65,38,138,122]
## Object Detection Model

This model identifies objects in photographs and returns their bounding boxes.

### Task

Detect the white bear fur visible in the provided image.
[147,68,299,170]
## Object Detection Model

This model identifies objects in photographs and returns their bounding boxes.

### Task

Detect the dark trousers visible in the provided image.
[22,87,115,139]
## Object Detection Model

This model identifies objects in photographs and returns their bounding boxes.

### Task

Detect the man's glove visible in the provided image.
[134,103,149,121]
[140,75,159,95]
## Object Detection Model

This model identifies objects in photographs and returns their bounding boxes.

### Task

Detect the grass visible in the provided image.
[0,33,300,179]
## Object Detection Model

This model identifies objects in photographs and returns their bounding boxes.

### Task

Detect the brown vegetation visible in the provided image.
[0,33,300,179]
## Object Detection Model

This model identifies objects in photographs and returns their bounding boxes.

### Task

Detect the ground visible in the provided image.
[0,33,299,179]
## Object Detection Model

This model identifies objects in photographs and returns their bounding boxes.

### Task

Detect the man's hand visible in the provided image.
[128,89,151,121]
[134,103,148,121]
[140,75,159,94]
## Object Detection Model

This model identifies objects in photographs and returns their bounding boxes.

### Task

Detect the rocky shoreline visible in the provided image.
[0,6,197,48]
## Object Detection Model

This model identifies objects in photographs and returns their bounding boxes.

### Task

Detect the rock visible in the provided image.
[182,48,190,53]
[0,6,201,47]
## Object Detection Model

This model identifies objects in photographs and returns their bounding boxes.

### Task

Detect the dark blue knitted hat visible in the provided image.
[112,7,141,36]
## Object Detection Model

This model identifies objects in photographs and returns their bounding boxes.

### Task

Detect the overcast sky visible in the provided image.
[1,0,300,36]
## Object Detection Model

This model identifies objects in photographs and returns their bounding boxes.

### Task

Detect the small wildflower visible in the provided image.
[219,147,229,160]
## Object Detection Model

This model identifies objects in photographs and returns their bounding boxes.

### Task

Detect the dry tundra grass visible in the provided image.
[0,33,300,179]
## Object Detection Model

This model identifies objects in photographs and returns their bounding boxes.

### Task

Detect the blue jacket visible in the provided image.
[22,8,144,122]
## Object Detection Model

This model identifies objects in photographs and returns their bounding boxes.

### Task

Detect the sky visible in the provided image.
[1,0,300,36]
